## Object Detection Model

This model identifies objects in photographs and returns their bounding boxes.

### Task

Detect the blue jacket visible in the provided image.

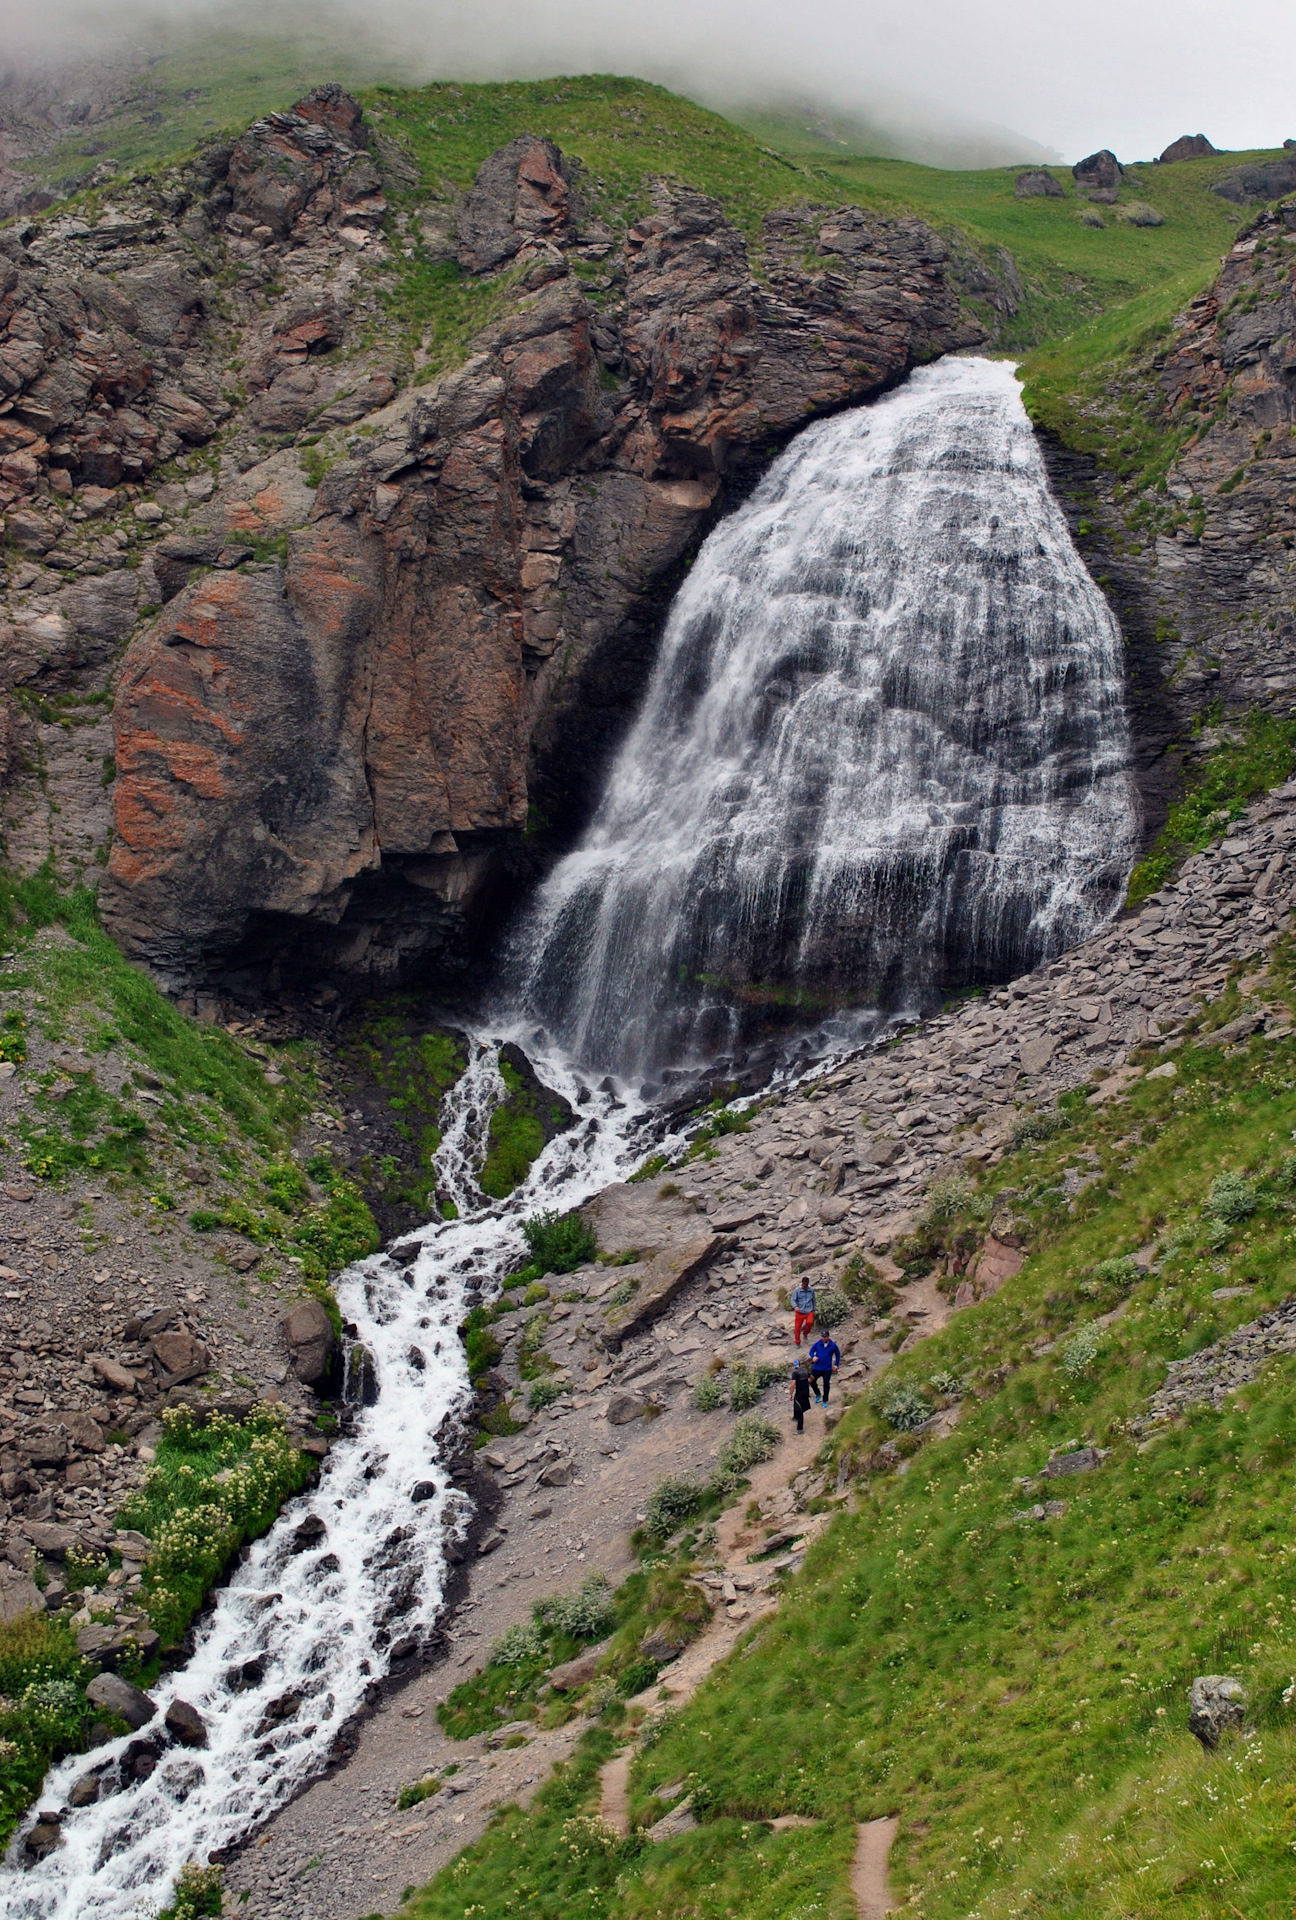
[791,1285,816,1313]
[809,1338,840,1373]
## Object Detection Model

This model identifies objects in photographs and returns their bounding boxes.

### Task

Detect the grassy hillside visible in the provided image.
[13,39,1277,358]
[404,944,1296,1920]
[367,78,1276,350]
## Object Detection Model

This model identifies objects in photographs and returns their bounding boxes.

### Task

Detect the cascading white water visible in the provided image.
[508,356,1139,1085]
[0,1046,645,1920]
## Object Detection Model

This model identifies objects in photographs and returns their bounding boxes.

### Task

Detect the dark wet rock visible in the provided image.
[164,1698,208,1748]
[1157,134,1215,164]
[282,1298,336,1389]
[85,1671,157,1730]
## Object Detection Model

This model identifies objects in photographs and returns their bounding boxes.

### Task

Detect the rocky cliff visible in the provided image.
[1041,197,1296,815]
[0,85,984,999]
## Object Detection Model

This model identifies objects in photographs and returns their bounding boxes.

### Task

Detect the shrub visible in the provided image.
[811,1286,850,1329]
[616,1656,661,1698]
[1090,1255,1142,1287]
[527,1377,568,1412]
[1207,1170,1259,1224]
[537,1574,616,1643]
[1012,1109,1069,1148]
[927,1368,963,1398]
[0,1615,97,1850]
[521,1209,597,1275]
[715,1413,779,1479]
[644,1475,708,1542]
[880,1386,932,1432]
[397,1776,442,1811]
[693,1373,726,1411]
[923,1172,975,1221]
[1061,1322,1103,1376]
[560,1814,623,1858]
[727,1364,762,1411]
[158,1865,224,1920]
[490,1620,547,1667]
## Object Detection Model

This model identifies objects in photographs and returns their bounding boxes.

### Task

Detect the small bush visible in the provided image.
[715,1413,779,1480]
[811,1286,850,1329]
[158,1864,224,1920]
[727,1364,762,1411]
[1207,1170,1259,1224]
[527,1377,568,1412]
[521,1209,597,1275]
[693,1373,726,1411]
[927,1368,963,1398]
[490,1620,547,1667]
[923,1172,975,1221]
[1061,1322,1103,1376]
[1012,1109,1069,1148]
[644,1475,708,1542]
[1090,1255,1142,1287]
[616,1656,661,1698]
[397,1777,442,1811]
[880,1386,932,1432]
[537,1574,616,1642]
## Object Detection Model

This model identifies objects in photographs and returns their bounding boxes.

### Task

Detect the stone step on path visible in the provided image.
[852,1816,898,1918]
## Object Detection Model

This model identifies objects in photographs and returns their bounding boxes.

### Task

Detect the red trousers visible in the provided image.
[794,1310,815,1344]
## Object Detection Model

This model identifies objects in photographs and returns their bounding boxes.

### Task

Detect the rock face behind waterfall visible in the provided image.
[94,112,981,994]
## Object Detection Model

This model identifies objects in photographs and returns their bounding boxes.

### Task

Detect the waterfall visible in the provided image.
[507,356,1138,1086]
[1,1050,645,1919]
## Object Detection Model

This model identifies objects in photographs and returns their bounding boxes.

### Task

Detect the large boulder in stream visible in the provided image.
[282,1299,337,1389]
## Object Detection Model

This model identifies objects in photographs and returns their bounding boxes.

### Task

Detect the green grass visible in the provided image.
[116,1403,313,1648]
[1126,714,1296,905]
[479,1059,567,1200]
[404,948,1296,1919]
[338,1006,466,1219]
[0,1615,106,1851]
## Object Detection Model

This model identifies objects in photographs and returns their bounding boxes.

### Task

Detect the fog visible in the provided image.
[2,0,1294,166]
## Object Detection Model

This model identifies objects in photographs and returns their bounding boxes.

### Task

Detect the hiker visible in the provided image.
[809,1330,841,1405]
[790,1359,812,1433]
[791,1277,816,1345]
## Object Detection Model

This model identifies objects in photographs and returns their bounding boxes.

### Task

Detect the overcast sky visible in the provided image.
[2,0,1294,166]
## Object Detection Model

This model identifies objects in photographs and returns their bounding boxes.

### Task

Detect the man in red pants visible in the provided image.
[791,1276,816,1346]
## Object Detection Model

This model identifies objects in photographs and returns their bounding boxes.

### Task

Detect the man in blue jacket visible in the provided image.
[808,1330,841,1405]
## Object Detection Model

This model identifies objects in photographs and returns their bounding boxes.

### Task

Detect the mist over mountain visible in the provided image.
[1,0,1292,166]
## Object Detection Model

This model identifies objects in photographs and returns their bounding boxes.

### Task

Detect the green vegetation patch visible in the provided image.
[1126,712,1296,905]
[337,1003,466,1219]
[117,1404,313,1647]
[0,1615,104,1851]
[478,1051,573,1201]
[438,1574,617,1738]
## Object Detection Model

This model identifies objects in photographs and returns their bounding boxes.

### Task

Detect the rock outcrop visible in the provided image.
[1157,134,1216,165]
[1072,149,1123,194]
[90,105,983,993]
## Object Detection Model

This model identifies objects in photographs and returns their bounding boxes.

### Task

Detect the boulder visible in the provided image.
[90,1355,136,1392]
[150,1330,211,1386]
[1158,134,1216,164]
[164,1698,208,1748]
[547,1638,612,1692]
[64,1411,106,1453]
[24,1815,62,1859]
[1073,149,1123,192]
[601,1235,723,1351]
[606,1392,649,1425]
[1044,1447,1106,1478]
[24,1522,76,1559]
[85,1672,157,1731]
[281,1298,337,1388]
[537,1456,575,1487]
[0,1574,44,1622]
[640,1622,693,1663]
[77,1621,162,1667]
[1015,170,1064,199]
[1018,1034,1056,1075]
[290,1515,327,1553]
[1188,1674,1246,1749]
[457,136,579,274]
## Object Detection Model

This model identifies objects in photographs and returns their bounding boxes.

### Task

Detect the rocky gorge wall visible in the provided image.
[0,84,985,1003]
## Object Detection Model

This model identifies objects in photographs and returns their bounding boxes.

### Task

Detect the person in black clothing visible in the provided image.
[808,1331,841,1405]
[790,1359,812,1433]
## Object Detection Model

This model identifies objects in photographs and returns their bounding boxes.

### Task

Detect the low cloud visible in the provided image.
[2,0,1293,165]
